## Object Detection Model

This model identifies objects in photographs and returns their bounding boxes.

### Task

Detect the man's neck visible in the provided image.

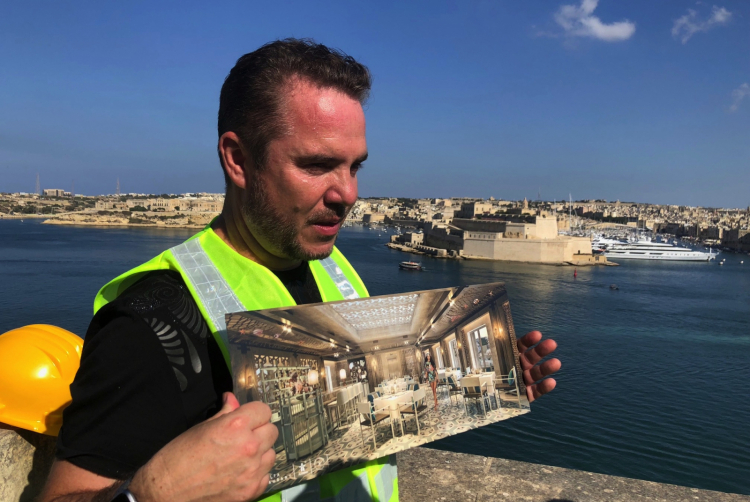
[212,194,303,272]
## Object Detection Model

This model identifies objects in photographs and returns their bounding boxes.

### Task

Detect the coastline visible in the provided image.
[25,218,618,265]
[38,212,216,229]
[42,219,205,229]
[0,214,48,220]
[385,241,618,266]
[385,241,464,260]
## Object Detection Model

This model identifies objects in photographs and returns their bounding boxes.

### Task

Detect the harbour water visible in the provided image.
[1,219,748,495]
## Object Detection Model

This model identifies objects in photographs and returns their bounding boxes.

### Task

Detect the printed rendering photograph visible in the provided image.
[226,282,530,492]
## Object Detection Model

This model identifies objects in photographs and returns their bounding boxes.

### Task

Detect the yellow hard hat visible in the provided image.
[0,324,83,436]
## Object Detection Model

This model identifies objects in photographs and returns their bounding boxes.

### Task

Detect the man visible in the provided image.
[41,39,561,502]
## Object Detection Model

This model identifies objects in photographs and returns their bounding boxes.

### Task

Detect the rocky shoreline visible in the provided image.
[40,212,216,229]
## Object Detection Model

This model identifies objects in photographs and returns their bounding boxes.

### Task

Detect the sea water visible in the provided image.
[1,220,748,494]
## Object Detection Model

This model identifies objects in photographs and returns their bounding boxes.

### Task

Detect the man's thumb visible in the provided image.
[209,392,240,420]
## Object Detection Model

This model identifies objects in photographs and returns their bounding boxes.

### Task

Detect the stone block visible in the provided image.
[0,425,56,502]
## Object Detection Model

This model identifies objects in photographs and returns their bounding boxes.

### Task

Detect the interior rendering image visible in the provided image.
[225,282,531,492]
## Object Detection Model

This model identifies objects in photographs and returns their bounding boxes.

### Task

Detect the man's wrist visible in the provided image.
[111,479,135,502]
[127,459,164,502]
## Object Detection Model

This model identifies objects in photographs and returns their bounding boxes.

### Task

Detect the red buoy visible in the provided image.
[574,268,577,278]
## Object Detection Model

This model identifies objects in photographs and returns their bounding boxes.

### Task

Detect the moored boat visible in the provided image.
[604,238,717,262]
[399,261,423,271]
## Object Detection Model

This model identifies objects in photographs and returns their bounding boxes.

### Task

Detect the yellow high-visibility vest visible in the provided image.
[94,224,398,502]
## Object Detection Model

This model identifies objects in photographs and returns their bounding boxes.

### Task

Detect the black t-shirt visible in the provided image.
[56,262,321,479]
[272,261,323,306]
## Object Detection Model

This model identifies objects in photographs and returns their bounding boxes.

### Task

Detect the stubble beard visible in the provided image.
[241,176,349,262]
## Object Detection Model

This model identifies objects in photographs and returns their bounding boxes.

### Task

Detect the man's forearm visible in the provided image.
[44,483,120,502]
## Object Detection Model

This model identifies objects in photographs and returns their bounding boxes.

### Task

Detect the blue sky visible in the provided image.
[1,1,748,207]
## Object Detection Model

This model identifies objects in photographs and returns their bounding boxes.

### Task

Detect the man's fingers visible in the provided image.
[520,338,558,368]
[254,474,271,500]
[526,377,557,403]
[246,453,275,500]
[515,331,560,404]
[210,397,273,433]
[207,392,241,421]
[517,330,542,353]
[253,422,279,456]
[524,358,561,384]
[233,401,273,430]
[260,446,277,472]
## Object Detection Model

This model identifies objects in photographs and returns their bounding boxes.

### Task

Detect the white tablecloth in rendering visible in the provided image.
[373,391,414,419]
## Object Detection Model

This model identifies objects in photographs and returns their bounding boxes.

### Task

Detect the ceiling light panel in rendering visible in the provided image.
[332,294,418,330]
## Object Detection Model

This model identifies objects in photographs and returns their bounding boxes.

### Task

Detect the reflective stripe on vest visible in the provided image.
[317,257,360,300]
[371,456,398,502]
[170,238,246,350]
[168,238,361,350]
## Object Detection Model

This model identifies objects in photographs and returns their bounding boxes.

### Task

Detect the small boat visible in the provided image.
[399,261,423,271]
[609,284,619,290]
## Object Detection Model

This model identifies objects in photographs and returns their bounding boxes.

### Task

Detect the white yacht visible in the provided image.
[591,236,627,253]
[604,238,717,262]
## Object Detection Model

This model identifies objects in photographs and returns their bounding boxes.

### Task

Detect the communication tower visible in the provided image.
[35,173,40,196]
[569,193,572,232]
[71,181,75,198]
[116,178,120,196]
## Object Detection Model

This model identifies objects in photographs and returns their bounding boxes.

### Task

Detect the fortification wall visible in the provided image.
[463,236,593,263]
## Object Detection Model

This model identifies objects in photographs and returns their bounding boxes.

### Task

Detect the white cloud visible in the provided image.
[554,0,636,42]
[729,83,750,113]
[672,5,732,44]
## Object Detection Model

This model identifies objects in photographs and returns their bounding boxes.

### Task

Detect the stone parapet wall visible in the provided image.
[1,425,56,502]
[397,447,749,502]
[2,427,748,502]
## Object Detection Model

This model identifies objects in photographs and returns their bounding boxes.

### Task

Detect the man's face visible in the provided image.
[242,80,367,262]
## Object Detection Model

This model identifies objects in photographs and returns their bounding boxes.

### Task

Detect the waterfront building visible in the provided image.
[363,212,386,224]
[396,213,596,264]
[42,189,70,197]
[422,223,463,252]
[455,201,492,219]
[721,227,750,252]
[391,231,424,246]
[187,198,223,212]
[150,197,177,211]
[95,200,129,211]
[433,207,455,223]
[457,215,592,263]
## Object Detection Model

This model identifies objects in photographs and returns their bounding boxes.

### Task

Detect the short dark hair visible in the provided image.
[218,38,372,185]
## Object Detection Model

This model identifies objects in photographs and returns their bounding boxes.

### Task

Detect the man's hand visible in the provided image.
[130,393,278,502]
[39,393,277,502]
[517,330,561,403]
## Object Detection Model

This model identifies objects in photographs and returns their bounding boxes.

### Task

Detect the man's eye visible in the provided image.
[352,163,365,173]
[302,163,330,172]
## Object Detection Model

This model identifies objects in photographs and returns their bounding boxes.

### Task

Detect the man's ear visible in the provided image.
[218,132,249,190]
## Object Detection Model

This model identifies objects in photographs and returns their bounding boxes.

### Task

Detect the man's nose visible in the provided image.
[324,167,359,207]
